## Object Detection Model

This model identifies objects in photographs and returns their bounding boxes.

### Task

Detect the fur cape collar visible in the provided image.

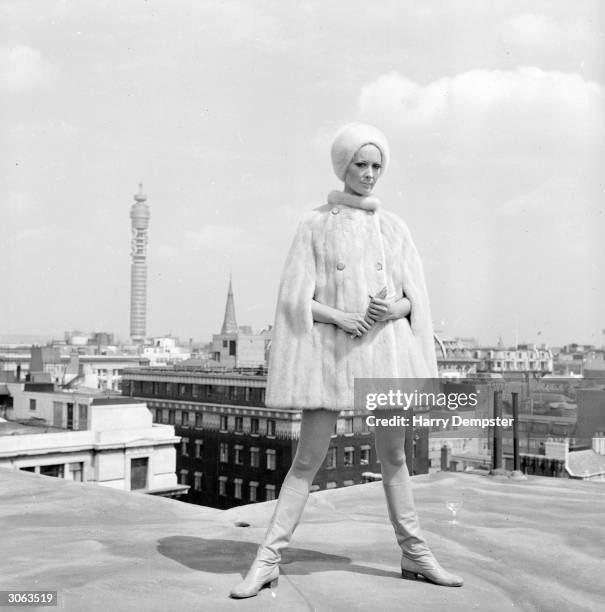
[327,190,380,212]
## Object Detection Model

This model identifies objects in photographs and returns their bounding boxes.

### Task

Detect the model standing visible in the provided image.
[230,123,463,598]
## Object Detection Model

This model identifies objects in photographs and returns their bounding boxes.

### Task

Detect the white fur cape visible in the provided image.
[266,191,438,412]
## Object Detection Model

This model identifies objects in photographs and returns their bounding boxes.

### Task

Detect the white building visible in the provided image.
[0,382,188,497]
[141,337,191,367]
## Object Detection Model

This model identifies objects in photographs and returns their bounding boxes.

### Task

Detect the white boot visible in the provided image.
[383,482,463,587]
[230,486,309,598]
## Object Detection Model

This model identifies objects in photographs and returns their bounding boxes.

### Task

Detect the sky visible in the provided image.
[1,0,604,347]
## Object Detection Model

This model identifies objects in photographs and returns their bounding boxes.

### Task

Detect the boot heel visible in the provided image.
[268,577,279,588]
[401,569,418,580]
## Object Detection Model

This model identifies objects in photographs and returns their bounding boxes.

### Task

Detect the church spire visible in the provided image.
[220,273,238,334]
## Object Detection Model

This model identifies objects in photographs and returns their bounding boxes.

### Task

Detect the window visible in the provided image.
[195,413,203,428]
[194,472,203,491]
[250,447,260,468]
[223,340,228,348]
[332,422,337,437]
[179,469,188,485]
[360,445,371,465]
[266,449,276,471]
[181,411,189,427]
[344,447,354,467]
[343,479,354,486]
[234,444,243,465]
[195,439,203,459]
[131,457,148,490]
[267,419,276,437]
[326,481,337,489]
[29,398,37,411]
[249,481,258,502]
[155,408,162,422]
[345,418,354,435]
[52,401,63,427]
[39,464,64,478]
[168,410,175,425]
[326,447,337,469]
[235,416,243,433]
[234,478,243,499]
[219,443,229,463]
[361,418,370,434]
[265,484,276,501]
[69,462,83,482]
[220,415,229,431]
[66,403,74,430]
[229,340,236,356]
[78,404,88,429]
[219,476,227,496]
[192,385,200,399]
[251,418,259,435]
[181,437,189,456]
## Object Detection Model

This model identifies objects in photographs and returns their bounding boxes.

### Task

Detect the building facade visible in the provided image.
[121,367,429,509]
[0,382,186,497]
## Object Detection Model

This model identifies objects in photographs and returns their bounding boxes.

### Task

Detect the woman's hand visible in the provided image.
[366,296,411,322]
[333,311,374,337]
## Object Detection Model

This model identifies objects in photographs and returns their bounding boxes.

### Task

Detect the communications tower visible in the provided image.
[129,184,150,342]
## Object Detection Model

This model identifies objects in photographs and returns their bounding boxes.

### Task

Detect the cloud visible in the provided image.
[0,45,58,92]
[359,67,602,129]
[357,67,604,172]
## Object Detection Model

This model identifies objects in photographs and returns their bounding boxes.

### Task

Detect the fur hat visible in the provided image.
[330,123,390,182]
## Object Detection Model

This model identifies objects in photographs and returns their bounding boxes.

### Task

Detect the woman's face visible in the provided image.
[343,144,383,196]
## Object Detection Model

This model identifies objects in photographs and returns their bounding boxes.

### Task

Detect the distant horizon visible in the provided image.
[0,329,602,352]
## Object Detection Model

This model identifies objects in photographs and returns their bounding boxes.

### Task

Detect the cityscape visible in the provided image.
[1,186,604,511]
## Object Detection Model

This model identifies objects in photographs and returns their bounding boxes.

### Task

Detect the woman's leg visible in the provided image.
[374,413,463,587]
[231,409,338,598]
[282,408,340,493]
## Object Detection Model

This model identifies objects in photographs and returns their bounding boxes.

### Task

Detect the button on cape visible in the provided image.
[265,191,438,412]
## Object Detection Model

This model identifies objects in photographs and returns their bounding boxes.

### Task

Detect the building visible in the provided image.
[552,344,605,378]
[121,366,429,509]
[210,277,270,370]
[477,343,553,375]
[0,380,187,497]
[434,333,481,378]
[434,335,553,378]
[576,387,605,442]
[0,346,150,392]
[130,184,151,342]
[141,336,191,367]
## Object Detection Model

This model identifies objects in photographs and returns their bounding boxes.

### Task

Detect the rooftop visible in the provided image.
[2,470,604,610]
[0,418,65,436]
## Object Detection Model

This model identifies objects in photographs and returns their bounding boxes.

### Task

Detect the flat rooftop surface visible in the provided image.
[0,419,65,435]
[1,469,603,611]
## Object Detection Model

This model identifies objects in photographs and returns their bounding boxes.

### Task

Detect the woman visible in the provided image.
[230,123,463,599]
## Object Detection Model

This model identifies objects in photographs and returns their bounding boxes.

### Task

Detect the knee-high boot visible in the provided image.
[230,485,309,598]
[382,481,463,587]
